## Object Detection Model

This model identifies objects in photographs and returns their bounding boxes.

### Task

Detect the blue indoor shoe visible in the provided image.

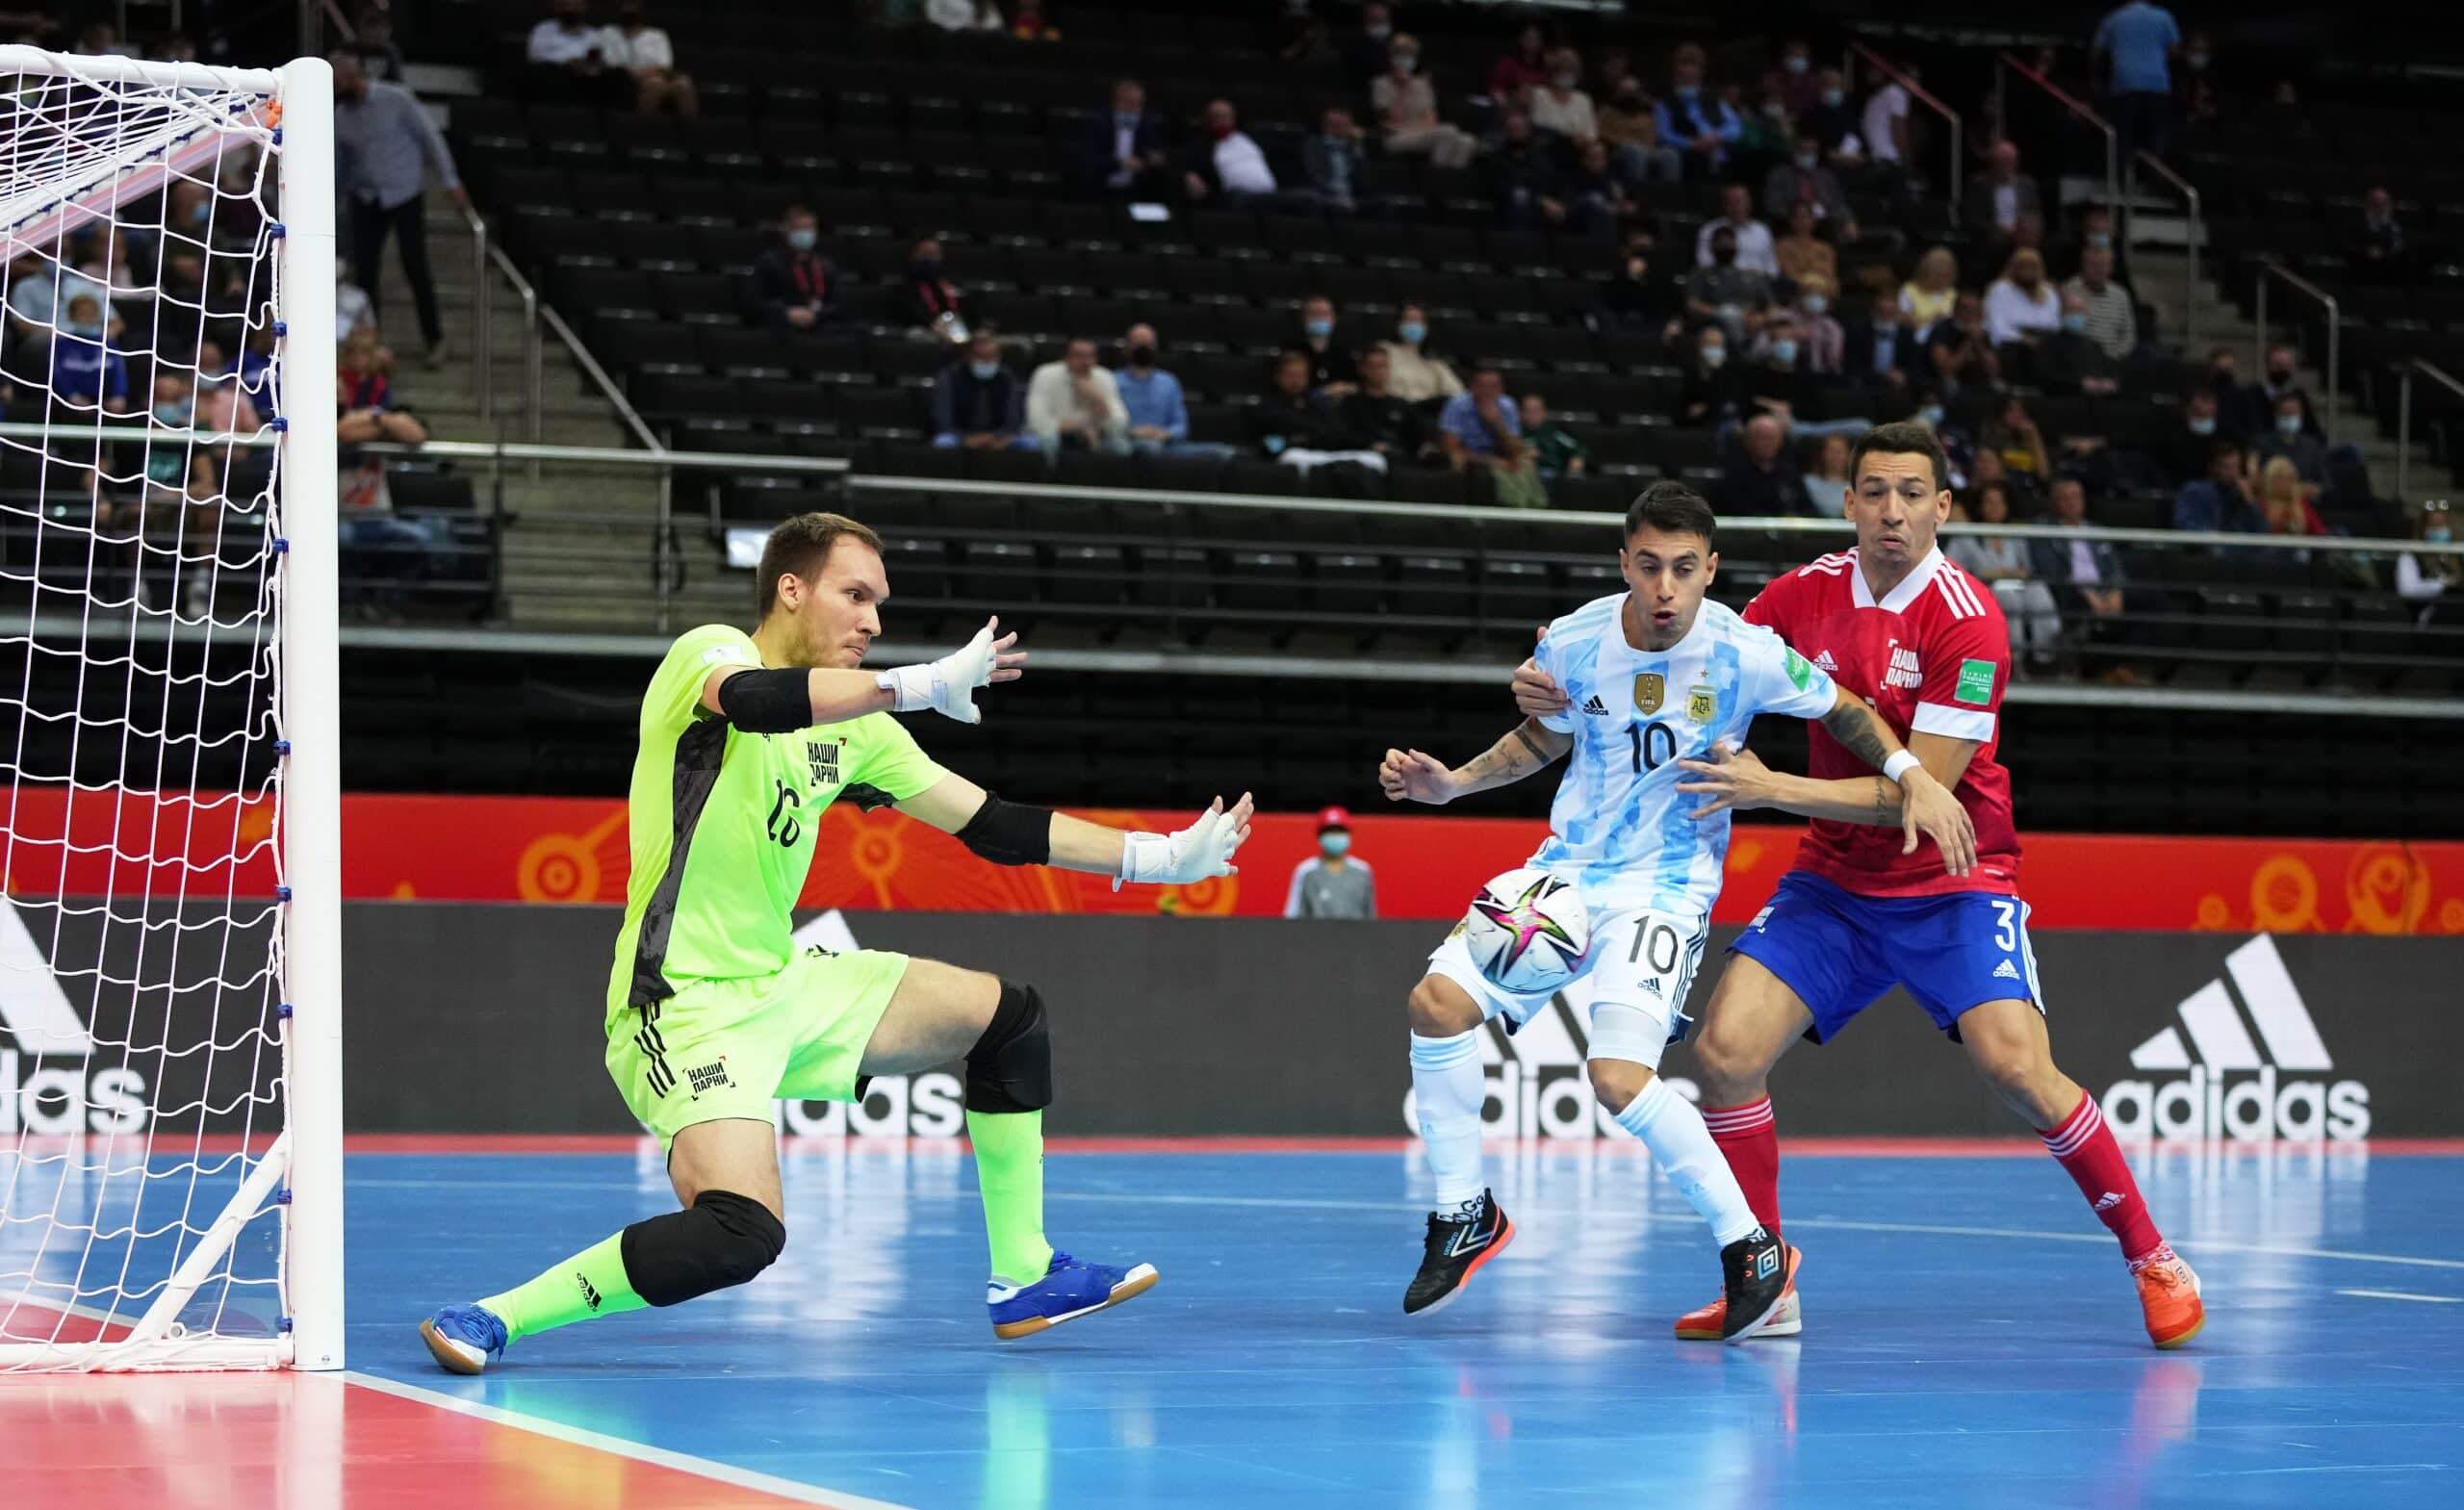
[419,1303,508,1375]
[988,1252,1159,1340]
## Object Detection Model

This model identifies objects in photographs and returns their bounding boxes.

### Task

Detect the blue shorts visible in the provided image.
[1726,872,2045,1044]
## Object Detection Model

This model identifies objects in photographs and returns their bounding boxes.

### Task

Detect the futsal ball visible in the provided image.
[1463,868,1591,994]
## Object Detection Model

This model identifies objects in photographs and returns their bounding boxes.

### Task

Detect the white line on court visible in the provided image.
[342,1369,923,1510]
[2335,1289,2462,1304]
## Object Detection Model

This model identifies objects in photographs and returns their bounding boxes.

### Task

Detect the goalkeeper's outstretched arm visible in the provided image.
[897,771,1257,889]
[699,618,1027,730]
[1379,719,1572,806]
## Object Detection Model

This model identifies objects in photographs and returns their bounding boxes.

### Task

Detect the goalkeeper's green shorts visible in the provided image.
[605,945,911,1151]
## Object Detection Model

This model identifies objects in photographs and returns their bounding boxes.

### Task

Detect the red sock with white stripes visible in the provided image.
[1701,1097,1781,1236]
[2040,1092,2164,1265]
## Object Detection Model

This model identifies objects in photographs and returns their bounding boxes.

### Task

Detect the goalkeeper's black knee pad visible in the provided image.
[964,979,1052,1114]
[620,1189,786,1307]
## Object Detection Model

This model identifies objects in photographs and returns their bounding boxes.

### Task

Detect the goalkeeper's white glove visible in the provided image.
[877,618,1008,725]
[1116,798,1247,891]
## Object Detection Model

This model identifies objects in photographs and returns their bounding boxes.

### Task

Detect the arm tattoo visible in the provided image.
[1511,722,1549,761]
[1459,719,1568,791]
[1872,777,1893,825]
[1821,700,1895,773]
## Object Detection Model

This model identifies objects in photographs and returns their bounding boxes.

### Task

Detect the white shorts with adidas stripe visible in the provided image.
[1426,904,1709,1069]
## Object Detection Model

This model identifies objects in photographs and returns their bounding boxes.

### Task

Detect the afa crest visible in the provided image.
[1685,684,1719,724]
[1632,673,1664,714]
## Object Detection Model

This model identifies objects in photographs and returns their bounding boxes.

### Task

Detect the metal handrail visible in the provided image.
[1995,51,2118,233]
[2395,358,2464,501]
[2255,260,2342,448]
[2132,150,2202,358]
[1846,43,1962,221]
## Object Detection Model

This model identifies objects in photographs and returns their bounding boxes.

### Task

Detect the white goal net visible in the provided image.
[0,47,339,1371]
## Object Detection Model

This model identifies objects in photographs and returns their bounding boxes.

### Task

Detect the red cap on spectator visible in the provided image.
[1316,806,1351,832]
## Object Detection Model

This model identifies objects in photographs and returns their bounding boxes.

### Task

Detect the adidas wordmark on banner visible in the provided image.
[2102,935,2369,1141]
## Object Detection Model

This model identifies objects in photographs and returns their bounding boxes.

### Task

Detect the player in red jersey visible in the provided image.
[1511,422,2203,1349]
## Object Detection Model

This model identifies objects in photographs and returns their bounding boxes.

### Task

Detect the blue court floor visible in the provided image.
[351,1143,2464,1510]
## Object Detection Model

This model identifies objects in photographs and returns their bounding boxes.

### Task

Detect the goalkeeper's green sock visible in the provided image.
[968,1108,1054,1286]
[477,1233,646,1344]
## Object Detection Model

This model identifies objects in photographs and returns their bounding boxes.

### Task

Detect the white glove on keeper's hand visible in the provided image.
[1115,795,1254,890]
[877,618,1014,725]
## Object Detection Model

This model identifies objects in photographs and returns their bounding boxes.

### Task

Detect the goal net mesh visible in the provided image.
[0,53,295,1370]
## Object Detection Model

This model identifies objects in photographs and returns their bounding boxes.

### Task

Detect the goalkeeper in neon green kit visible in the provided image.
[422,512,1254,1371]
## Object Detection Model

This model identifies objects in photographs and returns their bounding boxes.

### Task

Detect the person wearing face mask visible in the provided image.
[1602,237,1681,335]
[331,50,467,366]
[2092,2,2180,162]
[1343,2,1397,90]
[753,205,840,332]
[931,332,1035,451]
[1694,183,1778,276]
[602,3,695,115]
[2157,388,2223,487]
[1785,272,1845,376]
[2396,500,2464,626]
[1377,304,1464,403]
[1760,136,1858,241]
[1655,42,1743,178]
[1597,75,1681,186]
[1798,67,1861,163]
[2255,391,2328,484]
[1285,295,1359,397]
[2037,289,2121,397]
[1285,808,1376,919]
[1675,324,1747,428]
[1115,323,1209,458]
[898,238,971,344]
[1683,226,1775,346]
[2243,346,2313,445]
[2171,439,2265,533]
[1528,47,1599,145]
[2060,244,2137,361]
[1925,293,2002,399]
[1761,38,1821,116]
[1371,35,1479,170]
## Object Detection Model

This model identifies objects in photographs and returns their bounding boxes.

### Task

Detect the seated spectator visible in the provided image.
[2352,186,2407,283]
[897,238,970,343]
[2257,455,2324,536]
[1486,110,1567,230]
[1685,224,1775,342]
[1342,347,1427,464]
[1489,22,1551,101]
[1801,431,1852,515]
[925,0,1002,30]
[337,276,376,344]
[1603,233,1681,333]
[1843,285,1914,389]
[2061,244,2137,362]
[1760,136,1857,240]
[1861,63,1914,167]
[2032,477,2131,678]
[1764,38,1820,115]
[1027,337,1130,456]
[752,205,840,332]
[1302,106,1368,213]
[1899,246,1959,334]
[1371,35,1478,170]
[1674,323,1747,428]
[1563,139,1633,235]
[1529,49,1598,143]
[1439,369,1548,505]
[2172,440,2265,532]
[336,329,424,443]
[1115,323,1203,455]
[2245,347,2314,441]
[1379,305,1464,402]
[931,332,1034,449]
[195,359,265,438]
[46,293,128,412]
[1772,202,1835,290]
[1979,394,2051,484]
[2397,501,2462,625]
[1964,139,2042,252]
[1924,293,2000,397]
[2158,387,2224,487]
[1518,393,1588,487]
[1716,414,1802,516]
[2037,290,2121,396]
[1656,43,1741,179]
[603,4,695,116]
[525,0,626,107]
[1287,295,1359,396]
[1185,98,1282,206]
[1951,480,2062,669]
[1984,248,2060,352]
[1598,75,1680,185]
[2047,204,2121,283]
[1787,273,1844,375]
[1081,79,1172,198]
[2256,391,2328,483]
[1694,183,1777,274]
[143,374,195,494]
[1342,2,1397,90]
[1800,68,1860,161]
[1252,351,1386,474]
[1745,316,1825,426]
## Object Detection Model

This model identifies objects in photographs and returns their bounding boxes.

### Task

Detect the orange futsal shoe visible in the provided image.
[2131,1244,2205,1349]
[1674,1248,1803,1341]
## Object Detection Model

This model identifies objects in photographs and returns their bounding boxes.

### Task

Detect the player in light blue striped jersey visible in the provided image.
[1379,482,1975,1333]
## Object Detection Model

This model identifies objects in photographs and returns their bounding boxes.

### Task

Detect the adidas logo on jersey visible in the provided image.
[1812,650,1837,673]
[1992,959,2021,981]
[1581,694,1609,715]
[2101,935,2369,1142]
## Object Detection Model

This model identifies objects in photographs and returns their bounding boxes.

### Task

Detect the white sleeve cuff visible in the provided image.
[1912,702,1995,742]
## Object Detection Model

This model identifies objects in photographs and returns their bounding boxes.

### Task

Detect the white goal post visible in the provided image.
[0,47,340,1370]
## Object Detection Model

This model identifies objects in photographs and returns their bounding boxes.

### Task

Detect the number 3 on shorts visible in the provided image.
[1989,900,2017,952]
[1988,898,2045,1007]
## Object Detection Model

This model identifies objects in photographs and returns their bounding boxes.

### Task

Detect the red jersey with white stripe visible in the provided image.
[1743,546,2020,897]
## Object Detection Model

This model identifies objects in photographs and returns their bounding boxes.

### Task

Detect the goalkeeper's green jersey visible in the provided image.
[603,625,947,1025]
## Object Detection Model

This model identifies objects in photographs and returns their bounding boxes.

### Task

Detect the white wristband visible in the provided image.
[1883,751,1922,783]
[1114,831,1168,891]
